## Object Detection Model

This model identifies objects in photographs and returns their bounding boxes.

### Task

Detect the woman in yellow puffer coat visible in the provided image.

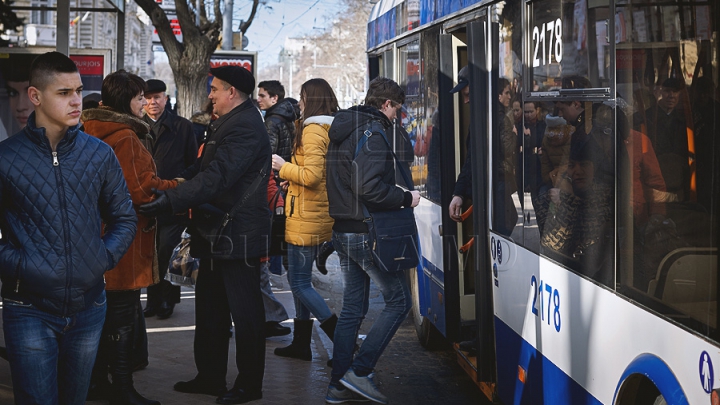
[271,78,338,361]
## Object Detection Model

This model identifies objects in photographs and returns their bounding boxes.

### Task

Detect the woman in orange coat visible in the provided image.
[81,70,176,405]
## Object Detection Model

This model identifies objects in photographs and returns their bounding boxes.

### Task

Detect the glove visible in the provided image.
[138,189,172,217]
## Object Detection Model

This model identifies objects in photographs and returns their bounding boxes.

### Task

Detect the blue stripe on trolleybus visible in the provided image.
[421,256,444,286]
[494,317,602,405]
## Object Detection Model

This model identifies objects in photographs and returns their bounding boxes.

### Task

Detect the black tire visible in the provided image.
[408,267,446,350]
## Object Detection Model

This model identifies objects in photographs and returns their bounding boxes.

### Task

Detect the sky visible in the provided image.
[239,0,344,68]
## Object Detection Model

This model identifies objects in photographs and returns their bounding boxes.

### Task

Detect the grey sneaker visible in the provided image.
[340,370,388,404]
[325,385,370,404]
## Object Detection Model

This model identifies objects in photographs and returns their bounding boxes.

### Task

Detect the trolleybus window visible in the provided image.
[528,0,611,92]
[491,1,523,239]
[422,27,441,204]
[615,0,719,339]
[398,40,425,193]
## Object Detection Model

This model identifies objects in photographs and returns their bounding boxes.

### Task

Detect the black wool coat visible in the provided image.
[166,99,272,260]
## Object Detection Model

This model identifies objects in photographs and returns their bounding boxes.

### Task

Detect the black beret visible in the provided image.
[146,79,167,94]
[210,65,255,95]
[662,78,685,91]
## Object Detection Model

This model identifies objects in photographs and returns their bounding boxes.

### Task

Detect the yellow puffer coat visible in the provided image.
[279,115,335,246]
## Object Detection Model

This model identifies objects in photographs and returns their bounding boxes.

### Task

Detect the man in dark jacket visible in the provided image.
[257,80,297,161]
[325,77,419,405]
[142,79,198,320]
[139,65,271,405]
[0,52,137,404]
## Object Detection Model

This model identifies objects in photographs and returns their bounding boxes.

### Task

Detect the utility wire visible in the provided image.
[260,0,321,51]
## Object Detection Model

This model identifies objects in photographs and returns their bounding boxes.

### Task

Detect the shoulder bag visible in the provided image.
[192,154,270,257]
[355,123,420,273]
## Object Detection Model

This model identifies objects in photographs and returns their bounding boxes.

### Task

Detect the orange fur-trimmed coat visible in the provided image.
[82,107,177,290]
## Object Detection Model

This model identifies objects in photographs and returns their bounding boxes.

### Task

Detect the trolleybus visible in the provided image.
[367,0,720,403]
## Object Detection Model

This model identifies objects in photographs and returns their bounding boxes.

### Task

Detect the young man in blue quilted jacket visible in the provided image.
[0,52,137,405]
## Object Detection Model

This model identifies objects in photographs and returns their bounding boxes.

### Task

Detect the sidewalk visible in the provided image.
[0,272,336,405]
[0,254,483,404]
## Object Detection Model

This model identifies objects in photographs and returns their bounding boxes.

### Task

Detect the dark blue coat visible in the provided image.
[0,113,137,317]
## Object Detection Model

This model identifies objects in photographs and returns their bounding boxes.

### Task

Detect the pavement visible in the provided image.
[0,253,485,404]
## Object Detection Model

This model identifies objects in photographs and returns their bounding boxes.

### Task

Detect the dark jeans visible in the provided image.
[193,257,265,391]
[330,232,411,386]
[146,222,183,309]
[3,291,106,405]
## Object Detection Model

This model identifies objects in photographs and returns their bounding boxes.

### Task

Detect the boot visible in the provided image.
[107,292,161,405]
[319,314,337,341]
[274,319,313,361]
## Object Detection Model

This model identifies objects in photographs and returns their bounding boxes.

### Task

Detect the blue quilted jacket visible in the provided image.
[0,113,137,317]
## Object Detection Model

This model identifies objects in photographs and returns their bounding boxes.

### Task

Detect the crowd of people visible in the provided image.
[0,51,417,405]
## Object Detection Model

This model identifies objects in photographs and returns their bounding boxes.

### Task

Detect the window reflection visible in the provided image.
[615,0,719,338]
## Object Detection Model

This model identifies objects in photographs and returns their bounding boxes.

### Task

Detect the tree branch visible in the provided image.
[213,0,222,32]
[174,0,199,41]
[134,0,183,59]
[239,0,260,33]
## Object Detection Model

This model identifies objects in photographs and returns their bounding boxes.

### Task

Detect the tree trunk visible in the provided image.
[170,41,212,118]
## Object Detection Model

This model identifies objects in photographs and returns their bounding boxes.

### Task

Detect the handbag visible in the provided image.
[268,189,287,257]
[165,228,200,288]
[355,123,420,272]
[191,155,270,257]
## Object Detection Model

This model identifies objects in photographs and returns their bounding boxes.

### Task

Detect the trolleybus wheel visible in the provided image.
[408,266,445,350]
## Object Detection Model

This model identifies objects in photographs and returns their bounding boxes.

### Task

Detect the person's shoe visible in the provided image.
[110,385,160,405]
[143,306,157,318]
[215,387,262,404]
[340,370,388,405]
[315,241,335,275]
[325,385,370,404]
[132,360,149,372]
[174,379,226,396]
[86,379,113,401]
[264,321,291,338]
[156,302,175,320]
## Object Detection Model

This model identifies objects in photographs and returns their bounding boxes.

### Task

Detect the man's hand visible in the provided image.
[449,195,463,222]
[410,190,421,208]
[138,189,172,217]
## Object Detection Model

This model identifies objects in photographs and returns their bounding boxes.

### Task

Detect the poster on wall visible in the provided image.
[207,51,257,95]
[0,48,112,138]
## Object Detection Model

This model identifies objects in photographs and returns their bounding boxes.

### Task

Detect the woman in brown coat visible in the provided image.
[81,70,176,405]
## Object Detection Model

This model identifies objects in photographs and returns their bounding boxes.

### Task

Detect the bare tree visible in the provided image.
[262,0,371,107]
[134,0,261,117]
[0,0,23,47]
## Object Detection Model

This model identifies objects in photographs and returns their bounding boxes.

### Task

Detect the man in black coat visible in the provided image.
[139,66,271,405]
[142,79,198,320]
[257,80,297,161]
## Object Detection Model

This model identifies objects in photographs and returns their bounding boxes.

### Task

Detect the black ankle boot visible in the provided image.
[86,378,112,401]
[274,319,313,361]
[110,385,160,405]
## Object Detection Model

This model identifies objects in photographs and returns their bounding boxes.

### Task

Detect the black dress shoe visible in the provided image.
[156,302,175,320]
[216,387,262,404]
[174,379,226,397]
[264,321,291,338]
[143,306,157,318]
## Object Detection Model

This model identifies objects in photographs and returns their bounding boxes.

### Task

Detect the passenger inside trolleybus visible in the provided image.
[536,130,614,286]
